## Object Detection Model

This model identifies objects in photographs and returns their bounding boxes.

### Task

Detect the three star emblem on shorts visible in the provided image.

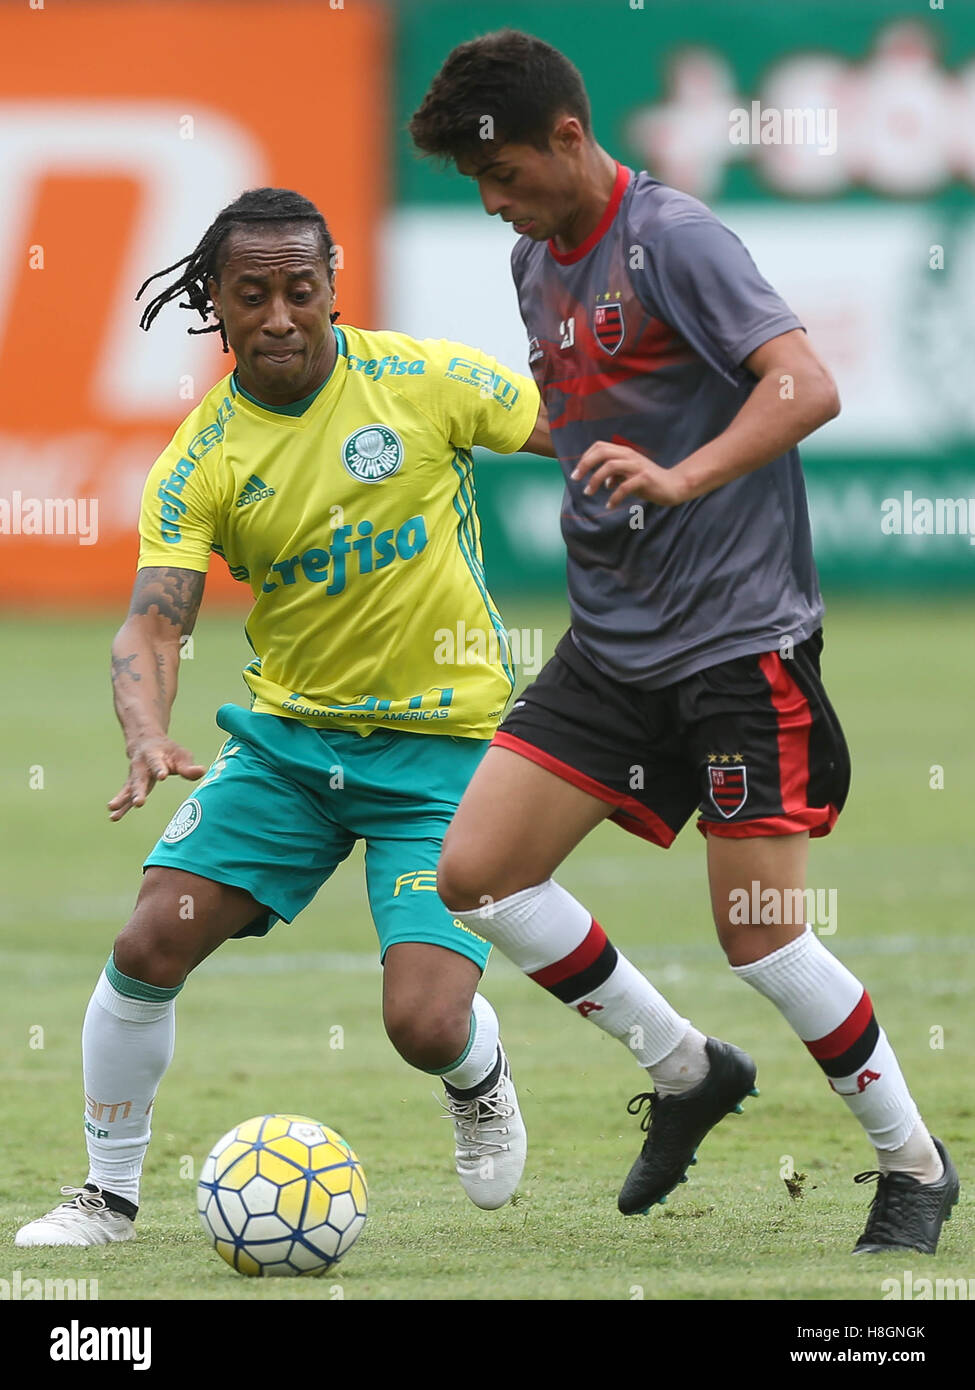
[707,754,748,817]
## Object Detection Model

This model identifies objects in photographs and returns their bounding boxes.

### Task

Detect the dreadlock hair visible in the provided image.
[409,28,591,166]
[136,187,337,353]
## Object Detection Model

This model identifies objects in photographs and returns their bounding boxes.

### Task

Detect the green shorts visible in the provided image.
[144,704,491,969]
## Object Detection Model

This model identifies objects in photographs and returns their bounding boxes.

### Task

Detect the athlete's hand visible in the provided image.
[571,440,691,510]
[108,738,205,822]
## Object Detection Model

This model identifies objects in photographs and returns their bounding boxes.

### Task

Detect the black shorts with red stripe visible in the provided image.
[494,628,850,846]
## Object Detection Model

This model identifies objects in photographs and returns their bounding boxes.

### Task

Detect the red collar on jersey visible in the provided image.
[547,161,632,266]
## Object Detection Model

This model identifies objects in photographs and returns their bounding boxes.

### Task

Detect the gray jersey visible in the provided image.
[511,164,824,688]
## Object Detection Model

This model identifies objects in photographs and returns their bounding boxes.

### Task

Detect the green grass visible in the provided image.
[1,598,972,1301]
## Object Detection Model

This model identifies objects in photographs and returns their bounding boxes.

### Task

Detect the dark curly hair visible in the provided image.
[136,187,337,353]
[409,28,591,167]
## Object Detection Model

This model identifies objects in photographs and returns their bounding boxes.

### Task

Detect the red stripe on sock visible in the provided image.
[529,920,608,989]
[805,990,873,1060]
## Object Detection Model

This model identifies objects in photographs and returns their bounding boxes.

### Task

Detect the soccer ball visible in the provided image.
[197,1114,367,1276]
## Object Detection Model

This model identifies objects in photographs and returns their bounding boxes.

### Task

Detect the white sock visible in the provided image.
[876,1121,944,1183]
[732,927,937,1171]
[452,880,692,1069]
[82,965,177,1208]
[650,1026,710,1098]
[439,993,501,1094]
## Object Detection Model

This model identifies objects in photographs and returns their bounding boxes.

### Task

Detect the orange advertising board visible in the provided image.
[0,1,387,606]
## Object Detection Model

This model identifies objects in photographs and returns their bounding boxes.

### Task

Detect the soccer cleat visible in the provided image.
[618,1036,758,1215]
[441,1046,527,1211]
[14,1184,137,1248]
[852,1137,959,1255]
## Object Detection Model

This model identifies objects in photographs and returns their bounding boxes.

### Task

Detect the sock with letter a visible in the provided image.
[732,926,942,1181]
[450,879,706,1085]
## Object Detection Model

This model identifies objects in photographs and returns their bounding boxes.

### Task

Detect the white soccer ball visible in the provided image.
[197,1114,368,1276]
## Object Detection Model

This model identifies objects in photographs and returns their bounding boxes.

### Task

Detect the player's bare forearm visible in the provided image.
[110,568,204,744]
[107,567,207,819]
[675,361,840,501]
[110,621,180,746]
[572,330,839,509]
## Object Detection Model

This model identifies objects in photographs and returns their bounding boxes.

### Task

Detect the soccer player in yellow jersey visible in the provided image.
[16,187,552,1250]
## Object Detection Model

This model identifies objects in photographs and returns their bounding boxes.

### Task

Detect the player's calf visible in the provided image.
[730,922,950,1250]
[382,945,526,1209]
[114,867,265,986]
[446,878,758,1207]
[16,872,266,1248]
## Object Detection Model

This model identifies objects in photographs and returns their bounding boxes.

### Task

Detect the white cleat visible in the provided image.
[442,1047,527,1210]
[15,1185,137,1248]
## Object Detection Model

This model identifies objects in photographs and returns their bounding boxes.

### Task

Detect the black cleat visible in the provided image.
[852,1137,959,1255]
[618,1037,758,1215]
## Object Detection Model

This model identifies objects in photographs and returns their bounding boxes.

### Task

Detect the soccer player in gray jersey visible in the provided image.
[410,29,958,1255]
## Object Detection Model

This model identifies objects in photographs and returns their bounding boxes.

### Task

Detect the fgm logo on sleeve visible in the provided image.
[342,425,404,482]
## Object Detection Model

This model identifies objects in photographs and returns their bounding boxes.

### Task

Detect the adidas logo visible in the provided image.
[234,475,275,508]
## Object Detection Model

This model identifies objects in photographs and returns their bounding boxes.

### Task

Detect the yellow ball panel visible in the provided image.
[309,1145,351,1176]
[213,1238,236,1269]
[257,1148,302,1186]
[276,1178,308,1228]
[303,1181,334,1228]
[258,1116,292,1143]
[350,1169,368,1211]
[267,1134,313,1168]
[235,1248,261,1277]
[231,1116,268,1145]
[213,1139,252,1178]
[223,1149,258,1188]
[314,1162,354,1199]
[321,1125,356,1157]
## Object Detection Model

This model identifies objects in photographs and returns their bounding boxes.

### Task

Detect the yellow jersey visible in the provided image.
[137,324,540,737]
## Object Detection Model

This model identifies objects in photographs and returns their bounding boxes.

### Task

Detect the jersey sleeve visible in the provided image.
[423,340,541,454]
[632,208,803,385]
[136,436,218,573]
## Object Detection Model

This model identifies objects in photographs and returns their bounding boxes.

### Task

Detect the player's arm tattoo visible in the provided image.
[127,567,205,635]
[155,650,168,703]
[111,652,141,684]
[111,569,203,732]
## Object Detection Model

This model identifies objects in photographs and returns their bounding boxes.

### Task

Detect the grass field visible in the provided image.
[1,598,972,1303]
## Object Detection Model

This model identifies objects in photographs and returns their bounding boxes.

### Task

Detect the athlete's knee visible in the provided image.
[437,841,524,914]
[113,877,203,987]
[384,999,472,1072]
[717,922,807,968]
[437,843,486,913]
[112,917,195,989]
